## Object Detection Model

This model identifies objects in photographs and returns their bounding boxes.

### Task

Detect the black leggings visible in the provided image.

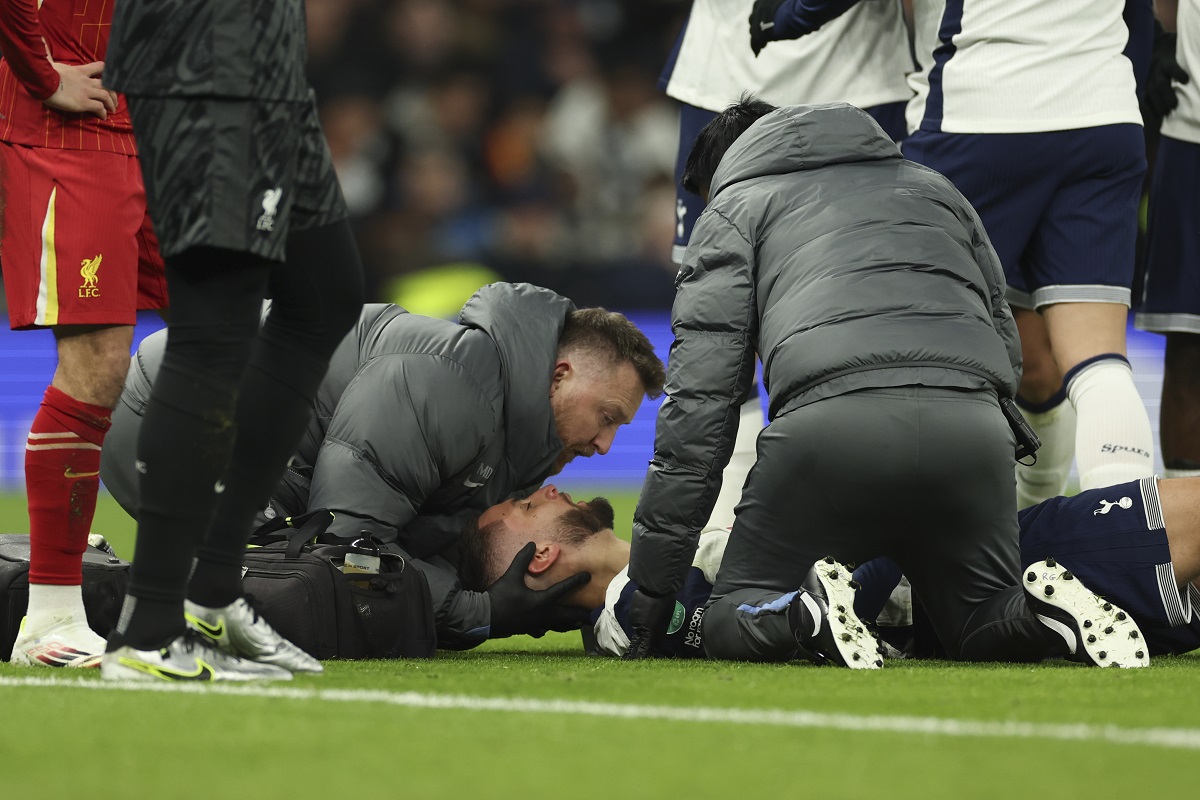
[703,387,1052,663]
[124,219,363,637]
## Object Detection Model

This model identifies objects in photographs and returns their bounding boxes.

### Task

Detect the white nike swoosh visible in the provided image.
[1035,613,1077,655]
[760,21,774,30]
[463,479,485,488]
[799,592,823,638]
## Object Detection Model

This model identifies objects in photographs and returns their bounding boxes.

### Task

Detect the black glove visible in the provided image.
[621,588,677,660]
[749,0,789,57]
[486,542,591,638]
[1145,29,1190,131]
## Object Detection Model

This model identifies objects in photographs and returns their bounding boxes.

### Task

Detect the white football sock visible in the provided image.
[1015,392,1076,508]
[1164,467,1200,479]
[1067,356,1155,490]
[25,583,90,631]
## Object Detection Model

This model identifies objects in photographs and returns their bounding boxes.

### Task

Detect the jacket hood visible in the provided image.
[458,282,575,482]
[709,103,902,200]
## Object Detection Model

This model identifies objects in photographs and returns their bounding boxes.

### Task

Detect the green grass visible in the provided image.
[1,491,1197,798]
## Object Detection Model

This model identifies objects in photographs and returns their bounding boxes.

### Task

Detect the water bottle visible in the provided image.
[343,534,381,589]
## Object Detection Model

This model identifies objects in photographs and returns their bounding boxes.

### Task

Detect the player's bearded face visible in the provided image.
[558,497,615,535]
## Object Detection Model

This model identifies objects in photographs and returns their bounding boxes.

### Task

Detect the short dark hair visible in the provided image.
[559,308,665,399]
[681,94,778,198]
[456,515,505,592]
[455,497,616,591]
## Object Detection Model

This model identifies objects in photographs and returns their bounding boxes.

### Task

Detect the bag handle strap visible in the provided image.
[246,508,336,553]
[283,510,337,559]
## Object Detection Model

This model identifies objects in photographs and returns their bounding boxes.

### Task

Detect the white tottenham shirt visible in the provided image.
[663,0,913,112]
[1163,0,1200,144]
[906,0,1143,133]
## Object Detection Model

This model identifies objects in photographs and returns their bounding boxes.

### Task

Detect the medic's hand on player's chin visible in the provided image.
[1144,27,1190,132]
[622,588,677,660]
[486,542,591,639]
[749,0,791,56]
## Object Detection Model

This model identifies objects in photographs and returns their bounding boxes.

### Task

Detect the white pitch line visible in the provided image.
[2,675,1198,751]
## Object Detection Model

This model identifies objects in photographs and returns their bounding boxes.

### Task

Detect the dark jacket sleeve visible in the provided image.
[307,353,494,541]
[629,208,758,596]
[773,0,862,39]
[405,550,492,650]
[963,205,1022,390]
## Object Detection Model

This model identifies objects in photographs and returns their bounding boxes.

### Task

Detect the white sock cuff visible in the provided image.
[1015,386,1069,418]
[25,583,89,628]
[1064,354,1132,401]
[1164,467,1200,479]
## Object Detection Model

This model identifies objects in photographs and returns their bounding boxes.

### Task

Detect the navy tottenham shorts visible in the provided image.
[903,124,1146,310]
[1019,477,1200,655]
[1137,134,1200,334]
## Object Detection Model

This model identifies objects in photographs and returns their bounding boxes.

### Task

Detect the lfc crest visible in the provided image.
[79,254,102,297]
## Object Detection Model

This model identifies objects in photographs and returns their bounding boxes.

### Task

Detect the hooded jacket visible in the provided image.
[629,103,1021,596]
[119,283,574,648]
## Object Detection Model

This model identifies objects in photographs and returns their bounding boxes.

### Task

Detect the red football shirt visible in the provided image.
[0,0,136,153]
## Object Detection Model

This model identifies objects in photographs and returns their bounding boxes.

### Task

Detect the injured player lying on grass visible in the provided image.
[457,479,1200,667]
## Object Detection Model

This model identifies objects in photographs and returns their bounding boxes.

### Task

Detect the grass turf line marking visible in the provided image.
[2,675,1199,751]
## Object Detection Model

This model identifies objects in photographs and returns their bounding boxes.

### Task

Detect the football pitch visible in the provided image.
[1,491,1197,799]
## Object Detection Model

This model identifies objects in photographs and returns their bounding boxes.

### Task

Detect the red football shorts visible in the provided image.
[0,142,167,330]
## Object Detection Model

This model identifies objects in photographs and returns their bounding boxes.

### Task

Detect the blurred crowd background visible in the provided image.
[0,1,1181,487]
[304,0,688,315]
[0,1,1164,318]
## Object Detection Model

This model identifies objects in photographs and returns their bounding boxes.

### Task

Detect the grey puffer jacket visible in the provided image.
[297,282,574,646]
[285,283,570,544]
[119,283,573,648]
[629,103,1021,596]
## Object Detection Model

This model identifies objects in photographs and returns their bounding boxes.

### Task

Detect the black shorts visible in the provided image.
[127,90,347,261]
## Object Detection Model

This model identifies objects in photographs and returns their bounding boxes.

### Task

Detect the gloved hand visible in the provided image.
[486,542,591,638]
[1145,28,1190,131]
[749,0,790,56]
[621,588,678,659]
